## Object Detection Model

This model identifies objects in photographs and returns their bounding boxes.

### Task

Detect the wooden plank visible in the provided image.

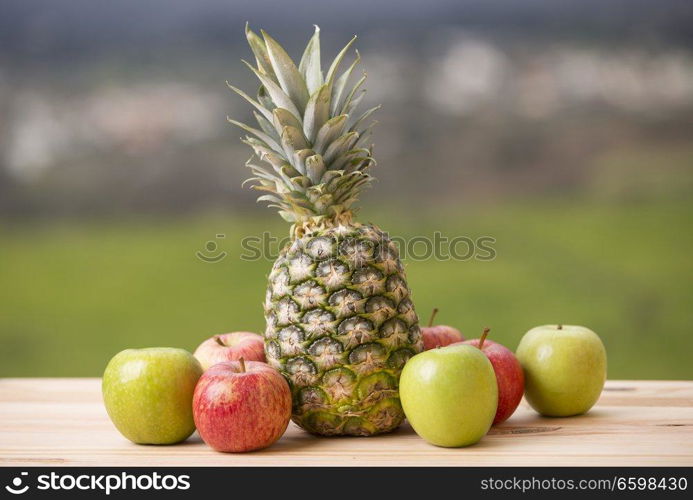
[0,378,691,466]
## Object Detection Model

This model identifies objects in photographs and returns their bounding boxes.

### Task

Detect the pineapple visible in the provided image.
[229,25,423,436]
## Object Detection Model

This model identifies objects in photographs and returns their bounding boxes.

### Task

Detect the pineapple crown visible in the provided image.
[229,25,378,228]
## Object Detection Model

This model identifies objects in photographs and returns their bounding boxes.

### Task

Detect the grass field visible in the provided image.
[1,198,692,379]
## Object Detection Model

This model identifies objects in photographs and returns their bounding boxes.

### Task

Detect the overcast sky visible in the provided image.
[1,0,692,62]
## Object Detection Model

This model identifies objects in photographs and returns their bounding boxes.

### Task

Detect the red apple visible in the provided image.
[457,328,524,424]
[193,359,291,452]
[193,332,265,371]
[421,308,464,350]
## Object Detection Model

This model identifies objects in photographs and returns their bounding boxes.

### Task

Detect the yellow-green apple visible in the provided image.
[516,324,606,417]
[193,358,291,452]
[457,328,524,424]
[193,332,265,370]
[421,308,464,350]
[102,347,203,444]
[399,344,498,447]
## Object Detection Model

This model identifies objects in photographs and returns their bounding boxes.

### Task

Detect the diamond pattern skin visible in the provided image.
[264,222,422,435]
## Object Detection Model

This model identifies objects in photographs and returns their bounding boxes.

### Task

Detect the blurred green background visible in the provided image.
[2,198,692,378]
[1,0,693,378]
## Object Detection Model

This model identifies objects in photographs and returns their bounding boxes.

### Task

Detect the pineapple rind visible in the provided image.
[264,221,423,435]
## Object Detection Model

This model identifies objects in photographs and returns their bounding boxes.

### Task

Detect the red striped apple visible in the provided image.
[421,308,464,350]
[456,328,524,425]
[192,359,291,453]
[193,332,265,371]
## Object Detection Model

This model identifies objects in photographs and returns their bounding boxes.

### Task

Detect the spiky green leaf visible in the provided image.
[313,114,348,154]
[331,50,361,115]
[325,36,357,86]
[340,75,367,115]
[293,149,316,176]
[348,105,380,133]
[303,83,331,142]
[273,108,303,137]
[305,154,326,184]
[261,30,310,112]
[281,126,310,172]
[245,23,276,80]
[257,86,276,112]
[243,60,302,121]
[323,131,359,165]
[227,117,282,153]
[253,111,279,141]
[299,26,323,95]
[227,82,273,122]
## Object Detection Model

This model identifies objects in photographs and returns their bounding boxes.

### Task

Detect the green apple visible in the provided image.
[516,325,606,417]
[102,347,203,444]
[399,344,498,447]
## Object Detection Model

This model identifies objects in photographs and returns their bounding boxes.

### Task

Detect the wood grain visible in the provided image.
[1,378,691,466]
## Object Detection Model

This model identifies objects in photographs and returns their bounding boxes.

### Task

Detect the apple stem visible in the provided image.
[215,336,226,347]
[557,324,563,330]
[478,327,490,350]
[239,357,246,373]
[428,308,439,327]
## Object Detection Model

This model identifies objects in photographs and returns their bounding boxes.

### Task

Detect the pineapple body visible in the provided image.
[264,220,422,435]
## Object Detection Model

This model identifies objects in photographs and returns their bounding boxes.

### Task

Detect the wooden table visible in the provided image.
[1,379,691,466]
